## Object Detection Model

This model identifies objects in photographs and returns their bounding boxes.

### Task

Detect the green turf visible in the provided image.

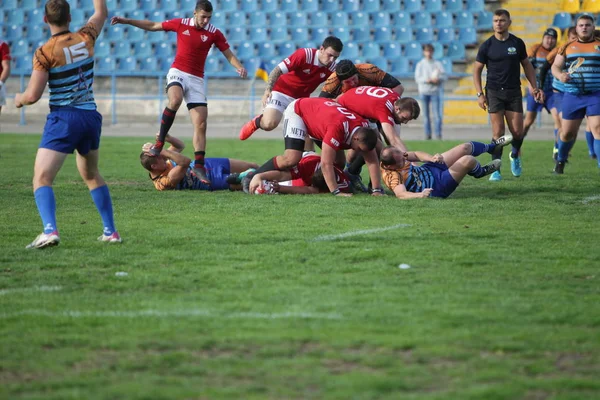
[1,133,599,400]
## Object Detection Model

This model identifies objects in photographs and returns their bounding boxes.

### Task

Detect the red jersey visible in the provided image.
[337,86,399,125]
[294,98,370,151]
[274,48,336,99]
[162,18,229,78]
[0,41,11,76]
[289,153,351,192]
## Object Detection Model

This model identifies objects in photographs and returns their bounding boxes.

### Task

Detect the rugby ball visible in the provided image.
[254,180,277,195]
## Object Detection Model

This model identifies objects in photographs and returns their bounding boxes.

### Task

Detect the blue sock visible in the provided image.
[467,162,484,177]
[554,129,559,150]
[556,138,575,162]
[594,139,600,167]
[471,141,490,156]
[90,185,116,236]
[585,131,595,156]
[34,186,58,234]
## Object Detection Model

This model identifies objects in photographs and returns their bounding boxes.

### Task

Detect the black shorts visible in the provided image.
[486,87,523,114]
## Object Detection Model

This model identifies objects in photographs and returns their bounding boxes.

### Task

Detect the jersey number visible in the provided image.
[356,86,393,98]
[63,42,89,64]
[324,101,356,120]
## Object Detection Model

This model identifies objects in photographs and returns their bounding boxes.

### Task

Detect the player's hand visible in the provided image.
[431,153,444,164]
[110,16,125,25]
[248,175,262,194]
[14,93,23,108]
[421,188,433,198]
[142,142,153,153]
[477,95,487,111]
[261,89,272,107]
[237,67,247,79]
[535,90,545,104]
[559,72,571,83]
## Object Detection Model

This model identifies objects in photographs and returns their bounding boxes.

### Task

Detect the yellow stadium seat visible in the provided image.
[560,0,580,13]
[582,0,600,12]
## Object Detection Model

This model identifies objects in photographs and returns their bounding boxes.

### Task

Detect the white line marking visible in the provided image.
[582,195,600,204]
[0,309,344,320]
[0,286,62,296]
[312,223,412,241]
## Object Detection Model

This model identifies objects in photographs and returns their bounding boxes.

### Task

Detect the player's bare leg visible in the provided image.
[225,159,259,185]
[189,105,210,185]
[151,85,183,155]
[239,108,283,140]
[448,155,501,183]
[522,110,537,138]
[505,110,524,177]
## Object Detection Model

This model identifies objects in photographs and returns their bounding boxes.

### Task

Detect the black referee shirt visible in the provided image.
[476,33,527,90]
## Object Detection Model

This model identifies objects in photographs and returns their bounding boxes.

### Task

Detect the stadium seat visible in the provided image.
[277,41,296,56]
[404,41,422,61]
[220,0,237,12]
[403,0,422,12]
[249,27,268,43]
[127,27,145,42]
[26,25,44,42]
[390,58,409,75]
[552,13,573,29]
[447,42,466,60]
[160,56,174,71]
[435,11,453,28]
[15,54,32,73]
[146,31,169,45]
[333,27,351,42]
[475,10,492,30]
[139,56,158,73]
[437,27,456,44]
[261,0,279,12]
[27,9,44,25]
[96,56,116,73]
[270,26,289,42]
[266,59,279,72]
[269,12,287,28]
[425,0,443,13]
[290,27,309,42]
[331,12,350,27]
[7,10,25,25]
[413,12,433,29]
[455,11,474,28]
[440,58,453,74]
[432,42,444,59]
[11,39,29,58]
[149,11,167,22]
[466,0,484,12]
[366,56,388,70]
[95,40,111,58]
[106,26,125,41]
[310,11,329,27]
[237,42,256,58]
[70,9,87,28]
[140,0,157,12]
[343,42,360,58]
[21,0,37,9]
[228,12,246,27]
[289,12,308,27]
[415,28,434,43]
[374,27,392,42]
[257,42,277,58]
[118,56,137,72]
[134,41,152,58]
[322,0,339,12]
[351,27,371,42]
[78,0,93,9]
[392,11,411,27]
[154,42,173,58]
[381,0,401,12]
[240,0,259,12]
[248,12,267,27]
[160,0,178,13]
[311,27,329,41]
[120,0,137,12]
[342,0,360,12]
[106,0,117,12]
[395,27,414,44]
[210,12,226,26]
[582,0,600,12]
[281,0,298,11]
[205,57,220,74]
[361,42,381,58]
[301,0,320,12]
[560,0,581,13]
[113,41,131,58]
[227,27,248,43]
[350,12,369,26]
[242,57,261,75]
[445,0,464,12]
[371,12,391,28]
[382,42,401,58]
[458,27,477,44]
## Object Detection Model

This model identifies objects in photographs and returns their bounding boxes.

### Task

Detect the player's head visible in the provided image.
[493,9,511,34]
[542,28,558,50]
[193,0,213,29]
[310,168,328,192]
[335,59,359,88]
[351,127,378,152]
[44,0,71,27]
[380,146,407,169]
[393,97,420,124]
[140,152,168,173]
[422,43,434,59]
[567,26,578,42]
[576,14,595,41]
[318,36,343,67]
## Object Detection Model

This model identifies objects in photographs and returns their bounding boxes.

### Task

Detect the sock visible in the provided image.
[585,131,595,156]
[594,139,600,166]
[467,162,484,177]
[90,185,116,236]
[492,147,502,173]
[554,129,559,150]
[471,141,490,156]
[347,155,365,175]
[255,114,263,130]
[34,186,57,234]
[511,138,523,158]
[194,151,206,166]
[255,157,279,173]
[556,138,575,162]
[157,107,177,145]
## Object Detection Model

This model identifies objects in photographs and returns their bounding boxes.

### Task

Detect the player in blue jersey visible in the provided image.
[15,0,121,249]
[380,135,513,199]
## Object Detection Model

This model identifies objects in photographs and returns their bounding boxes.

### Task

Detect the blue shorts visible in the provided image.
[204,158,231,191]
[40,107,102,154]
[526,90,553,113]
[424,162,459,198]
[550,91,563,113]
[561,91,600,120]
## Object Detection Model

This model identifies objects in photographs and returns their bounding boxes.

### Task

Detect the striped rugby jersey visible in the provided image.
[381,163,434,193]
[557,38,600,94]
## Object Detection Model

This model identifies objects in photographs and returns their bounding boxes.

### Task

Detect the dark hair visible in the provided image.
[576,13,595,24]
[567,26,577,37]
[354,127,378,151]
[321,36,343,53]
[310,168,329,191]
[140,152,155,171]
[494,9,510,19]
[45,0,70,25]
[395,97,421,120]
[380,147,398,167]
[335,59,357,81]
[195,0,213,12]
[422,43,434,52]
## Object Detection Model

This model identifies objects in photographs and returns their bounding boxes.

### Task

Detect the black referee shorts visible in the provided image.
[486,88,523,114]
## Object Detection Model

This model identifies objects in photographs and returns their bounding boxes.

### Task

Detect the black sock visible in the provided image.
[157,107,177,144]
[347,155,365,175]
[255,115,263,130]
[511,138,523,158]
[194,151,206,166]
[255,157,279,174]
[492,146,502,171]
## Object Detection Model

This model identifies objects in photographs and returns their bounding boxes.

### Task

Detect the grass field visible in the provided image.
[1,133,599,400]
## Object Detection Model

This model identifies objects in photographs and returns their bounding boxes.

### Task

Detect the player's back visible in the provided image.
[382,163,433,193]
[34,24,98,110]
[337,86,399,124]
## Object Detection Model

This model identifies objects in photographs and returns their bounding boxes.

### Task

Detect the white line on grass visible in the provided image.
[0,309,344,320]
[582,195,600,204]
[312,223,412,242]
[0,286,62,296]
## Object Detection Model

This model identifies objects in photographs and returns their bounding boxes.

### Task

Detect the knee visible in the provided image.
[33,170,54,187]
[460,155,477,169]
[261,118,279,131]
[168,97,183,110]
[459,143,472,155]
[280,152,301,168]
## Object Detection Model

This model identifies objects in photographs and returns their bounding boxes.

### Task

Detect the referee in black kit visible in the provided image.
[473,9,543,181]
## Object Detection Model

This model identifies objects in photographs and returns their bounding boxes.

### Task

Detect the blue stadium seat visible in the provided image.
[445,0,463,12]
[415,27,434,43]
[147,31,169,45]
[248,12,267,27]
[128,27,145,42]
[437,27,456,43]
[11,39,29,58]
[424,0,443,13]
[95,40,111,58]
[466,0,484,12]
[403,0,422,12]
[125,10,145,20]
[404,41,422,61]
[270,26,289,42]
[96,56,116,73]
[390,58,409,75]
[210,12,226,26]
[322,0,339,12]
[266,59,279,72]
[333,27,351,42]
[154,42,173,58]
[160,0,178,13]
[78,0,93,10]
[362,0,381,12]
[160,56,174,71]
[27,9,44,25]
[21,0,37,9]
[134,41,152,57]
[149,11,166,22]
[106,26,125,41]
[290,27,309,42]
[366,56,388,70]
[552,13,573,29]
[280,0,298,12]
[381,0,401,12]
[106,0,117,11]
[236,42,256,58]
[392,11,411,27]
[455,11,474,28]
[394,27,413,44]
[361,42,381,58]
[257,42,277,58]
[440,58,453,74]
[261,0,278,12]
[269,12,287,28]
[432,42,444,59]
[240,0,258,12]
[220,0,238,12]
[113,41,131,58]
[350,12,369,26]
[435,11,454,28]
[343,42,360,58]
[351,27,371,42]
[475,10,492,30]
[301,0,319,12]
[140,0,157,11]
[374,27,392,42]
[15,54,32,73]
[458,27,477,44]
[120,0,137,12]
[227,27,248,43]
[311,27,329,42]
[118,56,137,72]
[71,9,87,28]
[242,57,261,74]
[413,12,433,29]
[342,0,360,12]
[310,11,328,27]
[382,42,401,58]
[371,12,391,28]
[447,42,466,60]
[289,12,308,27]
[25,25,44,41]
[277,41,296,56]
[249,27,268,43]
[228,12,246,26]
[7,9,25,25]
[139,56,158,72]
[331,12,349,27]
[205,57,220,74]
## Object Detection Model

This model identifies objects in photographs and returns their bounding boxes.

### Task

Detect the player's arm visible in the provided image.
[552,53,569,83]
[87,0,108,33]
[277,185,319,194]
[538,60,551,89]
[393,184,432,199]
[254,170,293,183]
[363,149,385,196]
[14,70,48,107]
[380,122,407,153]
[110,16,163,31]
[161,149,191,183]
[521,58,540,94]
[164,134,185,153]
[380,73,403,96]
[472,61,487,111]
[405,151,435,163]
[220,48,247,78]
[321,144,350,196]
[261,66,284,106]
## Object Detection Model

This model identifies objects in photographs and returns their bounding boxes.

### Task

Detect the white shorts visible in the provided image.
[265,91,295,113]
[0,83,6,107]
[282,99,308,143]
[166,68,206,107]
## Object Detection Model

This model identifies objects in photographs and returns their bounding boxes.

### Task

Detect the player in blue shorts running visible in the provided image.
[15,0,121,249]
